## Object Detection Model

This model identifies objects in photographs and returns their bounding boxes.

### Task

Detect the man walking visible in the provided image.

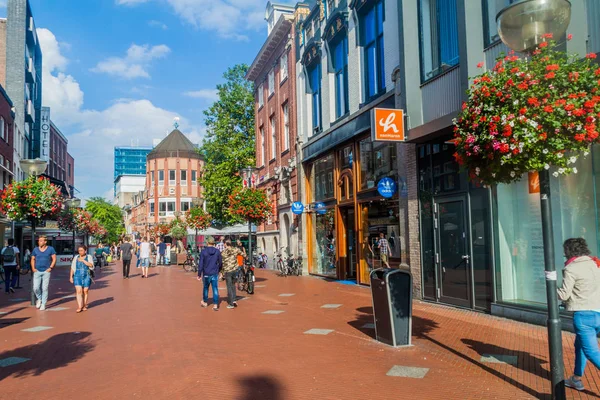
[2,239,20,294]
[198,237,222,311]
[216,236,226,252]
[139,237,151,278]
[120,237,134,279]
[31,235,57,311]
[222,240,242,309]
[157,238,166,266]
[377,232,391,268]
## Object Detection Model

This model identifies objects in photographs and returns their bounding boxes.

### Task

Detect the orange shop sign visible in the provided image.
[372,108,405,142]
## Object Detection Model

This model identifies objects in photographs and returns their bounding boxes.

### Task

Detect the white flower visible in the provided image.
[553,172,559,177]
[557,153,563,158]
[544,164,550,170]
[509,121,515,127]
[543,149,549,154]
[492,173,496,178]
[584,151,590,157]
[573,167,578,174]
[510,171,516,177]
[577,125,582,131]
[569,156,577,164]
[502,115,507,121]
[513,100,519,105]
[558,168,565,174]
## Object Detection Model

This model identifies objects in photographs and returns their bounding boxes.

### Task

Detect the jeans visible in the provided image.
[158,254,165,265]
[33,270,51,305]
[202,274,219,305]
[224,271,237,305]
[96,256,104,269]
[573,311,600,376]
[122,259,131,277]
[4,266,17,292]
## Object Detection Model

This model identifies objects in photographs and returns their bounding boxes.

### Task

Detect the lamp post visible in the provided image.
[497,1,571,398]
[192,198,204,251]
[240,167,258,265]
[19,158,48,306]
[64,198,81,256]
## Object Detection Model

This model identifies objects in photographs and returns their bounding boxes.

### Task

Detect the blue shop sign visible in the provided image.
[377,177,397,199]
[291,202,304,215]
[314,202,327,215]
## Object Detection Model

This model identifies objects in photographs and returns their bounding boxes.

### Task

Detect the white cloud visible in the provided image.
[91,44,171,79]
[115,0,149,5]
[38,28,202,200]
[183,89,218,101]
[148,20,168,30]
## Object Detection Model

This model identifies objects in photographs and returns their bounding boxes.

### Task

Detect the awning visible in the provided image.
[187,223,257,236]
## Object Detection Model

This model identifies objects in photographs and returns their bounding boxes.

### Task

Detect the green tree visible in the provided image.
[85,197,125,244]
[199,64,255,225]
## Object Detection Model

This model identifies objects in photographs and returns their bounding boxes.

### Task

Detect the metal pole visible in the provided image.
[539,169,566,399]
[73,228,76,256]
[30,220,35,306]
[248,220,252,266]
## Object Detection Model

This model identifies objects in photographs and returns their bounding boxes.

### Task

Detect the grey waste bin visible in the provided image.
[170,250,177,266]
[370,268,412,347]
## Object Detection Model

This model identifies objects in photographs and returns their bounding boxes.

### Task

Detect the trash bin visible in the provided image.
[170,250,177,266]
[370,268,412,347]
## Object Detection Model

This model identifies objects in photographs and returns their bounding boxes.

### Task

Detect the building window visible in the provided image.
[167,201,175,214]
[332,36,349,118]
[169,170,176,185]
[258,83,264,108]
[359,138,397,191]
[150,171,154,186]
[159,170,164,184]
[68,163,71,178]
[0,117,4,141]
[268,69,275,96]
[483,0,516,46]
[360,0,385,99]
[270,117,276,160]
[181,201,191,212]
[282,103,289,151]
[419,0,459,81]
[191,170,197,184]
[149,202,155,214]
[311,153,335,201]
[280,53,288,82]
[260,126,266,166]
[159,202,167,216]
[181,170,187,185]
[308,63,322,133]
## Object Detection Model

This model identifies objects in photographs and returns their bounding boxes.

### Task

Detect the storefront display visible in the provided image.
[311,209,336,276]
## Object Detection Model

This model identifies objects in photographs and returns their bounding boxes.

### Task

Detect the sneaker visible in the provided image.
[227,305,235,309]
[213,306,219,311]
[35,300,41,309]
[233,302,238,308]
[40,304,46,311]
[201,301,208,307]
[565,376,584,391]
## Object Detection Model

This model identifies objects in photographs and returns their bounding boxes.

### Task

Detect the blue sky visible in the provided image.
[0,0,290,200]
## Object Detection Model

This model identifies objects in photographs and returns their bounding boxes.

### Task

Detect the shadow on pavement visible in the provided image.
[87,297,114,309]
[0,317,29,329]
[0,307,26,318]
[146,273,159,278]
[0,332,95,381]
[237,375,283,400]
[412,316,548,399]
[348,307,376,339]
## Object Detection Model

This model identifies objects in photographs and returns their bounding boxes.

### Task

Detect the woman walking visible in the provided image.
[69,245,95,313]
[557,238,600,391]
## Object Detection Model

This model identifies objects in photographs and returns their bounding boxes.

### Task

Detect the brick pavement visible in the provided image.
[0,262,599,400]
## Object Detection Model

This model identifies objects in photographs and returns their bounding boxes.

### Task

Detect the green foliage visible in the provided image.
[169,217,188,240]
[199,64,256,225]
[85,197,125,244]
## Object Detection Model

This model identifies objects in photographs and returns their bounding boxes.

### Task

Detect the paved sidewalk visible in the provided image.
[0,262,598,399]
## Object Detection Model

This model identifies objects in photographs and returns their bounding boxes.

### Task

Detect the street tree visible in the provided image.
[199,64,255,225]
[85,197,125,244]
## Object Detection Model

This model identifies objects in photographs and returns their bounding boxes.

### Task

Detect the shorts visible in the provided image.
[140,258,150,267]
[73,273,91,288]
[380,254,389,264]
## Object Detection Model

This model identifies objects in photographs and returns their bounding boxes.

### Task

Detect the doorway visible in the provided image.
[434,196,471,308]
[340,207,357,280]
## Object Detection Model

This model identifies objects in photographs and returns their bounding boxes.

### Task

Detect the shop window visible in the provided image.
[311,153,335,201]
[418,143,464,195]
[359,138,397,191]
[310,208,336,276]
[483,0,517,46]
[418,0,459,81]
[360,0,385,100]
[332,36,349,118]
[308,63,322,133]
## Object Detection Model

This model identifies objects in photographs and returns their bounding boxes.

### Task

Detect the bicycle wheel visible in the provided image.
[183,261,194,273]
[236,272,246,291]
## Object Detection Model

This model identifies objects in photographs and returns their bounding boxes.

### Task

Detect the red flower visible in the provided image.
[502,125,512,137]
[477,62,484,68]
[527,97,540,106]
[585,100,596,109]
[517,82,529,90]
[499,143,510,153]
[567,34,573,41]
[565,104,575,111]
[573,109,586,117]
[539,133,547,141]
[519,107,527,115]
[510,67,519,73]
[545,72,555,79]
[543,105,554,113]
[590,131,599,140]
[539,42,548,48]
[575,134,586,141]
[541,33,553,39]
[546,64,559,71]
[587,53,597,59]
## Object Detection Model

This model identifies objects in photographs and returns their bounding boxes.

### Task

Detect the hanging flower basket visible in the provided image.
[453,35,600,185]
[228,187,271,224]
[0,176,63,222]
[186,207,212,231]
[169,217,188,240]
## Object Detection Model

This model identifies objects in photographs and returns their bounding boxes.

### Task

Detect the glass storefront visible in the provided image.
[359,138,397,191]
[311,154,335,201]
[311,209,336,276]
[494,147,600,308]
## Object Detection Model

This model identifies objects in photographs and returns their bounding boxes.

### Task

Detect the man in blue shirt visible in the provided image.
[157,238,167,266]
[31,235,57,311]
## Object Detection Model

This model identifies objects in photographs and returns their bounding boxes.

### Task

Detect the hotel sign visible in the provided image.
[371,108,405,142]
[40,107,51,162]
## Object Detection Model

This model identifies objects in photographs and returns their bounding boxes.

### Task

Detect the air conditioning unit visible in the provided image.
[169,188,175,195]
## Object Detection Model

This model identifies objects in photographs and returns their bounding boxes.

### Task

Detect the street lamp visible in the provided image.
[240,167,258,265]
[64,198,81,257]
[19,158,48,306]
[192,198,204,251]
[497,1,571,398]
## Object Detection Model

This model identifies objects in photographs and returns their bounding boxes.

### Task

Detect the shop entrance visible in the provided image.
[339,207,356,280]
[434,196,471,308]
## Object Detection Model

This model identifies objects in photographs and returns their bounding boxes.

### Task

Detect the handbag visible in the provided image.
[107,255,113,263]
[87,255,96,279]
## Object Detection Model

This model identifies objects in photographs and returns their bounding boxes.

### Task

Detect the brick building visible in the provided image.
[47,119,74,195]
[0,84,14,191]
[247,2,302,264]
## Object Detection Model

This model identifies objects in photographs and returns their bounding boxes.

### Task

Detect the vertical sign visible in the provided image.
[528,171,540,194]
[40,107,51,162]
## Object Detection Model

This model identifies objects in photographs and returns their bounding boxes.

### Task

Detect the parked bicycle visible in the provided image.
[183,249,198,273]
[237,260,255,294]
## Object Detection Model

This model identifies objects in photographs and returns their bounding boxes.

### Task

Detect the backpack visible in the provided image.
[2,246,15,263]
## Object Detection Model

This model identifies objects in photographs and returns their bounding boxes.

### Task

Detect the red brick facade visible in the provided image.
[0,84,14,190]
